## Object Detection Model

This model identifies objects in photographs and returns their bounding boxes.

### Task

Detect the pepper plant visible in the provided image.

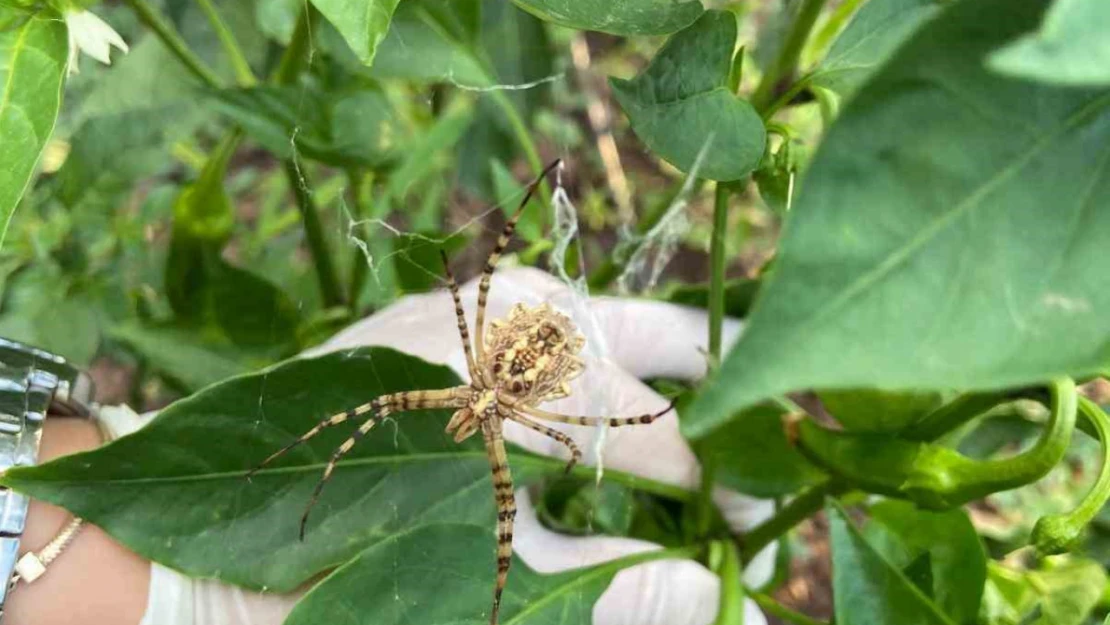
[2,0,1110,623]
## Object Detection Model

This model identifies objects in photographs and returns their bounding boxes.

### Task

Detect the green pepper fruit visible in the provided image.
[793,379,1077,510]
[1031,396,1110,555]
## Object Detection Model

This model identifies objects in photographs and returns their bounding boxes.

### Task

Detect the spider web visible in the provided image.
[242,3,702,621]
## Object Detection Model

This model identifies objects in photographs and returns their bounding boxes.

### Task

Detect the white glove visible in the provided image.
[123,267,774,625]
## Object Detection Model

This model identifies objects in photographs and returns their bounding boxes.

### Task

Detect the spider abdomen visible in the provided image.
[485,303,585,402]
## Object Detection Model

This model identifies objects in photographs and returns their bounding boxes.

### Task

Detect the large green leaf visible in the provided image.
[510,0,702,35]
[310,0,402,66]
[684,0,1110,438]
[0,6,66,248]
[989,0,1110,87]
[864,501,986,624]
[0,348,575,591]
[828,501,954,625]
[808,0,942,98]
[286,523,675,625]
[610,11,765,182]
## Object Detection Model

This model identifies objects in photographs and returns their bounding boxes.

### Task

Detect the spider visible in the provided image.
[248,159,676,625]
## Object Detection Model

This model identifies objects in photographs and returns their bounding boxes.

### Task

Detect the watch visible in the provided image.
[0,338,95,618]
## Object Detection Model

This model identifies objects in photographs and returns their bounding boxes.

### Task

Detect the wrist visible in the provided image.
[4,417,149,625]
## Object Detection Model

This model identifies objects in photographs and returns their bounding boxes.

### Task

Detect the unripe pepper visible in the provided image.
[1031,395,1110,555]
[792,378,1077,510]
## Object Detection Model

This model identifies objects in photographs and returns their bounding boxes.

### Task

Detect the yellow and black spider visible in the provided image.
[249,159,675,625]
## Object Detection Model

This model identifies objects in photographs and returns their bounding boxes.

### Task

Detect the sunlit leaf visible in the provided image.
[510,0,703,35]
[310,0,402,66]
[989,0,1110,87]
[0,6,67,248]
[864,501,986,623]
[684,0,1110,438]
[808,0,942,98]
[611,11,765,181]
[828,501,955,625]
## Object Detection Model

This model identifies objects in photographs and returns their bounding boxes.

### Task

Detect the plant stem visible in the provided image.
[272,6,314,84]
[748,589,828,625]
[195,0,258,87]
[284,161,345,308]
[750,0,827,114]
[123,0,222,88]
[710,540,746,625]
[708,183,730,362]
[740,479,848,563]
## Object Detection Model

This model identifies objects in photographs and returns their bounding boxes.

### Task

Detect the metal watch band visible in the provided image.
[0,338,94,616]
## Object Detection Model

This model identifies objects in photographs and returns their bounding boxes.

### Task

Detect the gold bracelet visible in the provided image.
[11,406,113,587]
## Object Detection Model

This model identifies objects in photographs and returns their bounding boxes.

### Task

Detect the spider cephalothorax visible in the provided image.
[249,160,675,625]
[486,302,585,402]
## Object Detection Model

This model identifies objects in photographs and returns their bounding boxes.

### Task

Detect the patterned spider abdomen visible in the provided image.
[485,303,585,402]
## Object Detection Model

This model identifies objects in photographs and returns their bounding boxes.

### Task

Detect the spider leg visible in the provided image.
[246,403,374,479]
[507,411,581,474]
[508,396,678,428]
[474,159,562,366]
[440,250,484,386]
[481,417,516,625]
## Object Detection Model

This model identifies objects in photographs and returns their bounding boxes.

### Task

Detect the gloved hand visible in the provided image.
[124,266,775,625]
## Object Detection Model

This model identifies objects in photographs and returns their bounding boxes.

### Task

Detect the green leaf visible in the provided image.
[54,108,187,212]
[0,348,567,590]
[610,11,766,182]
[385,98,475,201]
[109,323,252,392]
[208,262,301,350]
[989,0,1110,87]
[863,500,986,624]
[684,0,1110,439]
[309,0,402,66]
[207,85,399,168]
[981,559,1106,625]
[0,265,99,365]
[808,0,942,98]
[510,0,703,35]
[391,232,469,294]
[819,389,946,433]
[369,0,490,85]
[286,523,670,625]
[828,501,955,625]
[0,6,66,248]
[702,403,825,497]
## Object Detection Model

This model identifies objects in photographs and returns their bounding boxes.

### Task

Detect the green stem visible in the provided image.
[346,169,373,313]
[283,161,345,308]
[1032,395,1110,555]
[123,0,223,88]
[748,589,828,625]
[272,6,314,84]
[708,183,730,362]
[710,540,746,625]
[750,0,827,114]
[902,390,1014,441]
[740,480,848,563]
[195,0,258,87]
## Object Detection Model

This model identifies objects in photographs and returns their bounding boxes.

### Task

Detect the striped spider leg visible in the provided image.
[250,158,677,625]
